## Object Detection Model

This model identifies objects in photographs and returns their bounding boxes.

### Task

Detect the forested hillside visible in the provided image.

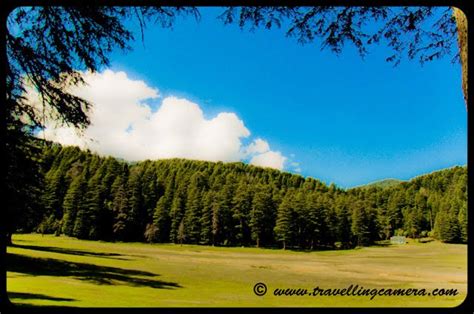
[21,143,467,248]
[356,179,405,189]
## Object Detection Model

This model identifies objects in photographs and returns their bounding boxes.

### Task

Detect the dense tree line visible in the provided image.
[19,143,467,248]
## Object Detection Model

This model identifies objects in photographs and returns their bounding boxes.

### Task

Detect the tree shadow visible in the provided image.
[9,303,76,308]
[7,253,181,289]
[372,241,392,247]
[8,292,75,302]
[417,237,434,243]
[261,245,352,253]
[11,243,129,260]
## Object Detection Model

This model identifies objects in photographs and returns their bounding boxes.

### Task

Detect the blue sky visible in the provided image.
[49,7,469,187]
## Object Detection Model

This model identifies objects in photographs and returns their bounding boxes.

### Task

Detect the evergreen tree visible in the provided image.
[111,182,130,241]
[200,191,214,245]
[211,197,223,246]
[250,184,274,247]
[321,194,338,247]
[83,175,102,240]
[184,172,204,243]
[404,205,425,239]
[152,173,175,242]
[153,196,171,242]
[293,190,309,248]
[144,223,159,243]
[446,212,461,243]
[324,206,339,248]
[435,205,461,243]
[232,179,252,246]
[62,171,87,236]
[218,173,237,244]
[274,191,295,249]
[42,170,67,229]
[335,199,353,248]
[73,206,91,239]
[306,192,326,248]
[127,167,145,241]
[170,184,187,243]
[386,190,404,235]
[351,201,371,246]
[141,162,158,221]
[177,219,186,245]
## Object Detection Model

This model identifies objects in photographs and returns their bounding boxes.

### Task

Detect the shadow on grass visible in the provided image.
[372,241,392,247]
[8,292,75,302]
[7,253,181,289]
[260,245,359,253]
[11,243,129,260]
[10,303,76,308]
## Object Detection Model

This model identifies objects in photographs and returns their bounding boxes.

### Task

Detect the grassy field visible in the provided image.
[6,234,467,307]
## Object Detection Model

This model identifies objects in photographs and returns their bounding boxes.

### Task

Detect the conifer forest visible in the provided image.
[22,142,467,249]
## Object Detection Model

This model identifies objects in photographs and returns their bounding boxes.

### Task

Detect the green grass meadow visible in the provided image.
[6,234,467,307]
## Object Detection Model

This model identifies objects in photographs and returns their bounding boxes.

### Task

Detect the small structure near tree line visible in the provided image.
[390,236,407,245]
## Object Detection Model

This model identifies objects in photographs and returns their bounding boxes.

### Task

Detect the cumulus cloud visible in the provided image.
[245,138,270,155]
[33,70,290,170]
[245,138,287,170]
[250,151,287,170]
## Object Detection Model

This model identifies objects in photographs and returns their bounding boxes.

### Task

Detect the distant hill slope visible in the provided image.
[351,165,467,190]
[354,178,405,189]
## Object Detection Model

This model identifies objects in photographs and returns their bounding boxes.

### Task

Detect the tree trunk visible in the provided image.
[429,209,433,230]
[453,7,468,108]
[0,290,12,307]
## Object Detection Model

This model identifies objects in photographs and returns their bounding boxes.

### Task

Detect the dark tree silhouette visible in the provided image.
[452,7,467,104]
[6,7,199,131]
[4,6,199,246]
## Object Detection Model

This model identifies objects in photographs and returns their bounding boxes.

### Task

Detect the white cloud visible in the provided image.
[245,138,287,170]
[245,138,270,155]
[33,70,291,170]
[250,151,287,170]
